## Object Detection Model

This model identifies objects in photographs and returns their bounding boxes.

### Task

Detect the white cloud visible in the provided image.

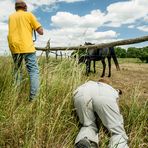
[24,0,57,11]
[46,10,118,47]
[51,0,148,30]
[51,10,105,28]
[58,0,85,3]
[24,0,85,11]
[137,25,148,32]
[51,12,81,28]
[35,27,118,48]
[0,0,14,22]
[0,22,8,31]
[144,15,148,22]
[0,0,85,22]
[105,0,148,27]
[41,4,59,12]
[128,25,135,29]
[0,22,10,55]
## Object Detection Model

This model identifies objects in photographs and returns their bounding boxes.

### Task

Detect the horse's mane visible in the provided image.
[84,42,95,45]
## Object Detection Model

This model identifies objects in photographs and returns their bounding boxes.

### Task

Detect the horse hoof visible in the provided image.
[86,73,89,76]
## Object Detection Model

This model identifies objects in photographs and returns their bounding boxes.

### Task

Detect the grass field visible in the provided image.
[0,56,147,148]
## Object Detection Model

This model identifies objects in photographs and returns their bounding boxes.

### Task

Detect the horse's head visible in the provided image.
[84,42,95,46]
[78,55,90,64]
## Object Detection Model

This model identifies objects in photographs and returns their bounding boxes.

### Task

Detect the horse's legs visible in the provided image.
[101,59,106,77]
[107,57,111,77]
[88,60,91,72]
[86,60,90,76]
[93,60,96,73]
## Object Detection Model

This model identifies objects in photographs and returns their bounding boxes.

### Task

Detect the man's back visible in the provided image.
[8,10,41,53]
[77,81,119,100]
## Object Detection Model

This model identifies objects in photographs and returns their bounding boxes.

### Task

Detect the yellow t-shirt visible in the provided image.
[8,10,41,53]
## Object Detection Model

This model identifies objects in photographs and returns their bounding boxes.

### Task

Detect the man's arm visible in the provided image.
[29,12,43,35]
[36,26,43,35]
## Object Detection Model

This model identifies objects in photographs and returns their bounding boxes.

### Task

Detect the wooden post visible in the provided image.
[56,51,58,60]
[45,39,50,63]
[60,51,62,60]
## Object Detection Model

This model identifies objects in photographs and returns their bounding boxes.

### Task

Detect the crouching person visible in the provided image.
[73,79,128,148]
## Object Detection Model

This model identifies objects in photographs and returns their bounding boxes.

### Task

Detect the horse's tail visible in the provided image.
[110,47,120,71]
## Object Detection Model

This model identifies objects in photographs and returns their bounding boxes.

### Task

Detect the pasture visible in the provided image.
[0,56,147,148]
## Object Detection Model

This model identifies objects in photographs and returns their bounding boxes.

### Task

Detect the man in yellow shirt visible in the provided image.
[8,0,43,101]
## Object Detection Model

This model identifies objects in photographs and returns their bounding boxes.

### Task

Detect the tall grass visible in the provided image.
[0,57,147,148]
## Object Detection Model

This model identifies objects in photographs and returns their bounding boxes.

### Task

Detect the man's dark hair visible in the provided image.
[117,89,122,95]
[15,1,27,11]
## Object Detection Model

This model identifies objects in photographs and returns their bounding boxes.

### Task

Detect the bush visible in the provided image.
[138,47,148,63]
[127,47,141,58]
[115,47,127,58]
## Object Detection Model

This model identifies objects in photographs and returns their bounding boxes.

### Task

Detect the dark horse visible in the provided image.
[78,42,120,77]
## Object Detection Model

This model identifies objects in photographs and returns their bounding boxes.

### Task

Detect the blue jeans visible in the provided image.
[12,53,39,100]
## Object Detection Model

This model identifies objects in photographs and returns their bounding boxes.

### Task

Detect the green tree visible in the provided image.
[138,46,148,63]
[115,47,127,58]
[127,47,141,58]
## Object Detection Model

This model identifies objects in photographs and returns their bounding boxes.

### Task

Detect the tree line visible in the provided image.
[115,46,148,63]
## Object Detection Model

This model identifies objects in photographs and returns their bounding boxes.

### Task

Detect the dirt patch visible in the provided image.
[89,62,148,100]
[111,63,147,100]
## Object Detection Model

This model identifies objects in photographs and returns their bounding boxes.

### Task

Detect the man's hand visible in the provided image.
[36,27,43,35]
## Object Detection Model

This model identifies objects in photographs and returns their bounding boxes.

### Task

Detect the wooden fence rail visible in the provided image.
[35,35,148,52]
[35,35,148,61]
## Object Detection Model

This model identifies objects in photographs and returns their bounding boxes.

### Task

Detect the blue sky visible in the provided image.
[34,0,116,28]
[0,0,148,54]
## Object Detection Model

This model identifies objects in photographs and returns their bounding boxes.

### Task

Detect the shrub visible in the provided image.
[138,47,148,63]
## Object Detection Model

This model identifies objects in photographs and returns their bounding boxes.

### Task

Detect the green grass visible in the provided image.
[0,57,147,148]
[118,58,142,64]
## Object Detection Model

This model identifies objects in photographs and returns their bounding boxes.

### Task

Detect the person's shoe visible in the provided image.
[29,97,36,102]
[75,137,91,148]
[91,142,98,148]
